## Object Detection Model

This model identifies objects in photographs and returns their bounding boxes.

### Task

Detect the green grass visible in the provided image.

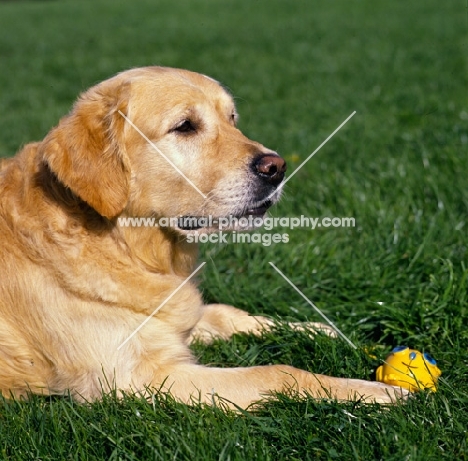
[1,0,467,459]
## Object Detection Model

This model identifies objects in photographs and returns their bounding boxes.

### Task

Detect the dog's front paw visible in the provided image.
[287,321,338,338]
[343,379,410,404]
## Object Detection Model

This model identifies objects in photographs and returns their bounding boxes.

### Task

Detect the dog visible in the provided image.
[0,67,407,408]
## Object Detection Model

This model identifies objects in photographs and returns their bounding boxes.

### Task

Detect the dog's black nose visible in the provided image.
[251,153,287,187]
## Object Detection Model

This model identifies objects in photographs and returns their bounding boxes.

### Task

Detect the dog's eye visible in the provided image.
[173,120,196,134]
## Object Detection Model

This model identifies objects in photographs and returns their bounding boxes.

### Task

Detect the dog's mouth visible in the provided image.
[176,198,274,232]
[243,199,273,217]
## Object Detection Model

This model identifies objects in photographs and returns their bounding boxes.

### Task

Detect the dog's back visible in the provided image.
[0,157,12,171]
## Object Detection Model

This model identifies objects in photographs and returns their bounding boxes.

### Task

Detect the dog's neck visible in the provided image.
[34,159,199,278]
[117,223,199,277]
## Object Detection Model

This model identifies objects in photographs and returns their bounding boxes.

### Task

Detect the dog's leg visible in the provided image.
[153,363,408,409]
[189,303,336,344]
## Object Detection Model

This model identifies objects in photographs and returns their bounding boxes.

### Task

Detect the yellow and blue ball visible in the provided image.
[376,346,441,391]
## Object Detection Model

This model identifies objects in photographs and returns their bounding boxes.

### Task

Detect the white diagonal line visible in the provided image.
[251,111,356,208]
[269,262,357,349]
[118,111,207,199]
[282,111,356,187]
[117,262,206,350]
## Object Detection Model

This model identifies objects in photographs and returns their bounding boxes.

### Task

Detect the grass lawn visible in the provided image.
[1,0,467,459]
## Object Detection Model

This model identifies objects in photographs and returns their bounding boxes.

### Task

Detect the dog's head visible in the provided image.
[39,67,286,231]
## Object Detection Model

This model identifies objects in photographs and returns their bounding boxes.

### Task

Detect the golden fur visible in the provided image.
[0,67,407,408]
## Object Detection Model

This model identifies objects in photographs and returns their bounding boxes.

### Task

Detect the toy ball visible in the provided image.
[376,346,441,392]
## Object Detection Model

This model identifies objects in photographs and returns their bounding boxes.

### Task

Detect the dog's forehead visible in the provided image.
[126,68,235,113]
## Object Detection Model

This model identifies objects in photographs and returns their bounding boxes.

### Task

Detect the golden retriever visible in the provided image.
[0,67,406,408]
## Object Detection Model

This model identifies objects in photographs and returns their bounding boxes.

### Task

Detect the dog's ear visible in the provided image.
[39,81,131,219]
